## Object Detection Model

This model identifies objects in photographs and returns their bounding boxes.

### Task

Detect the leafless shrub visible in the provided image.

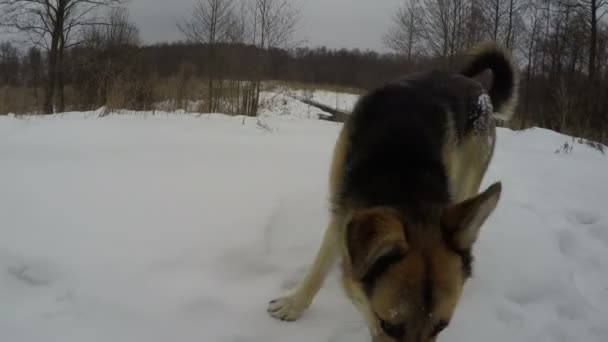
[383,0,425,62]
[256,118,276,132]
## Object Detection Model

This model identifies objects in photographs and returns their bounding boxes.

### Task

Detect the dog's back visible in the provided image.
[332,42,518,217]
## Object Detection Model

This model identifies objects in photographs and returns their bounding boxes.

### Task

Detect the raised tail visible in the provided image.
[460,41,519,121]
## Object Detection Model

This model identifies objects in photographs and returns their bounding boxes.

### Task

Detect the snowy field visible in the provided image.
[1,95,608,342]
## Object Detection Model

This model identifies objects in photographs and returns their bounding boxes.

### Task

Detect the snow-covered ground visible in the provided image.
[1,97,607,342]
[149,89,360,120]
[257,89,360,120]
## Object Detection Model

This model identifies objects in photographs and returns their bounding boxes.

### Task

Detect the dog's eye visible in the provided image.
[379,318,405,339]
[430,320,449,338]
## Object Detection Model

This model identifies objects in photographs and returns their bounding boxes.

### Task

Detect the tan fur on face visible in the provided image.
[344,213,465,342]
[339,183,501,341]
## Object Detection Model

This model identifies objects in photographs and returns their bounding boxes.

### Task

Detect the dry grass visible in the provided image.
[0,86,40,115]
[154,76,207,112]
[3,80,605,146]
[265,80,364,95]
[0,79,361,116]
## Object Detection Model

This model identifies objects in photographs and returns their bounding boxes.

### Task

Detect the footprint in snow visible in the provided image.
[547,325,575,342]
[567,210,601,226]
[6,263,57,287]
[563,210,608,251]
[587,223,608,249]
[215,248,278,281]
[589,325,608,339]
[41,295,81,319]
[555,303,585,321]
[494,306,524,327]
[182,297,226,316]
[505,280,555,306]
[571,270,608,315]
[557,230,582,259]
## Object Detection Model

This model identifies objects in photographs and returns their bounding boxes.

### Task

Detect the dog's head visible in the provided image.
[344,183,502,342]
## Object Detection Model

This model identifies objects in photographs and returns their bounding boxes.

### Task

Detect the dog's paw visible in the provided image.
[267,295,308,321]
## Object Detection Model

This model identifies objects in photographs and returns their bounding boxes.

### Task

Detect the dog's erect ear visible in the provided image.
[442,182,502,251]
[346,208,408,281]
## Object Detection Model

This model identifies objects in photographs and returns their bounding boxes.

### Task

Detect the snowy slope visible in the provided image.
[288,89,360,112]
[257,89,360,120]
[1,109,607,342]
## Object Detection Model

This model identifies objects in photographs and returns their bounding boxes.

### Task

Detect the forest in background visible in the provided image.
[1,0,607,143]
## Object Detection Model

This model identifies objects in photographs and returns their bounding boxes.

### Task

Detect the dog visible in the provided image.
[267,41,518,342]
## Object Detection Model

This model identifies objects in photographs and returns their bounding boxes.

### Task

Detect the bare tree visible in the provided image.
[251,0,301,50]
[0,0,128,114]
[0,42,20,86]
[483,0,506,41]
[480,0,527,50]
[465,0,486,48]
[177,0,301,116]
[247,0,301,116]
[384,0,426,62]
[520,1,543,128]
[561,0,608,80]
[77,6,139,108]
[422,0,471,58]
[225,0,249,44]
[25,46,43,111]
[100,6,139,46]
[554,77,574,132]
[178,0,235,45]
[178,0,237,112]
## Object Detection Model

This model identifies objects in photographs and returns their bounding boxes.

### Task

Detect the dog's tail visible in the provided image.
[460,41,519,121]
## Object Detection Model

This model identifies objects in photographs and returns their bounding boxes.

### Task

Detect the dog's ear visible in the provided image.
[346,208,408,281]
[442,182,502,251]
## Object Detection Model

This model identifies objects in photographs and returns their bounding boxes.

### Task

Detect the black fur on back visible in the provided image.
[335,70,488,223]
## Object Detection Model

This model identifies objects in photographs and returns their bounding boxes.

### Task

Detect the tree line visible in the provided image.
[384,0,608,142]
[1,0,607,143]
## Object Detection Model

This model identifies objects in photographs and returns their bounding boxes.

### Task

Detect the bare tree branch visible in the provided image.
[383,0,425,61]
[0,0,129,113]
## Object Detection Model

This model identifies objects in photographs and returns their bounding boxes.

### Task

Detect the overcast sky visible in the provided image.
[128,0,403,52]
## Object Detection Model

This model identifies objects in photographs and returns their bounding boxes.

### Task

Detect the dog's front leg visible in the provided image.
[267,216,341,321]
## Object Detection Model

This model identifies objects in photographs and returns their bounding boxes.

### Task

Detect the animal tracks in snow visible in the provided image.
[568,210,601,226]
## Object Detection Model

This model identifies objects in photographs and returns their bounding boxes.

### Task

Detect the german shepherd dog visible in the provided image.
[267,41,518,342]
